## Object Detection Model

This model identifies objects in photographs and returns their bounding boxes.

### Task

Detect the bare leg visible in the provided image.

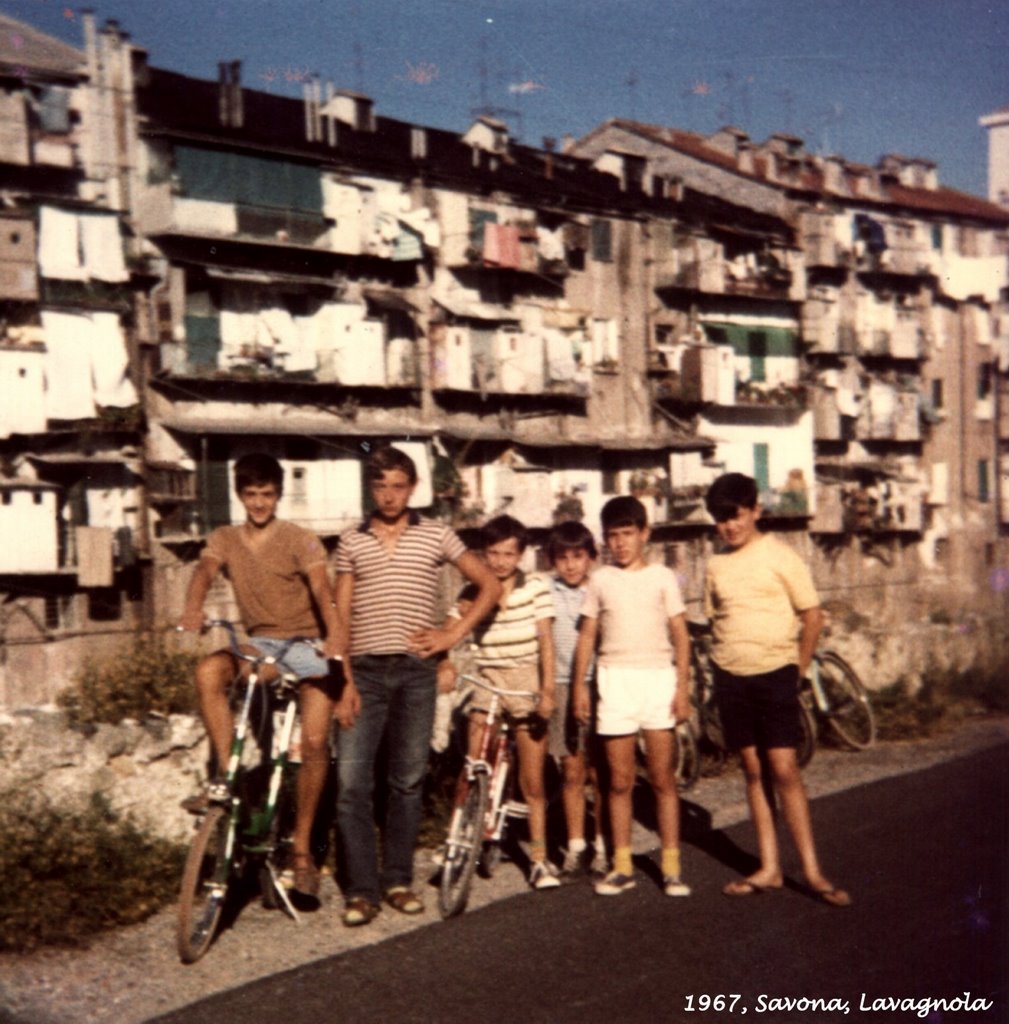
[603,735,637,854]
[641,728,679,851]
[765,747,847,900]
[515,727,551,851]
[195,651,237,770]
[728,745,784,890]
[290,679,334,860]
[561,751,588,844]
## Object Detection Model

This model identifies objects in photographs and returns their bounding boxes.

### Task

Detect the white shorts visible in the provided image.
[595,663,677,736]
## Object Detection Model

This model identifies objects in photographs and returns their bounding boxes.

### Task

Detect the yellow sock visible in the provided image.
[613,846,633,876]
[529,838,547,864]
[662,847,681,879]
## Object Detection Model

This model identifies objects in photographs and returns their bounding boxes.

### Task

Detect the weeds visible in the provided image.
[58,631,198,725]
[0,792,184,952]
[873,654,1009,741]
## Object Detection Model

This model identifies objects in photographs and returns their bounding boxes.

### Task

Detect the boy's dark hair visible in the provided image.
[600,495,648,533]
[234,453,283,495]
[365,444,418,484]
[705,473,759,520]
[546,520,598,562]
[481,514,528,552]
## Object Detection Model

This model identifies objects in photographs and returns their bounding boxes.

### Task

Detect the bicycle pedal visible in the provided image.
[504,800,530,818]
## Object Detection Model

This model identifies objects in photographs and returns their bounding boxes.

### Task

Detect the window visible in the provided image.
[978,459,990,503]
[88,587,123,622]
[977,363,993,401]
[591,219,612,262]
[931,379,944,409]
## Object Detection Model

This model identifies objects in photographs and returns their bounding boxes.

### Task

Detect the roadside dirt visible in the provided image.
[2,714,1007,1024]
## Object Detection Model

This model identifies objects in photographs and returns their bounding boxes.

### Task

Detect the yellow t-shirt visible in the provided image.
[704,533,819,676]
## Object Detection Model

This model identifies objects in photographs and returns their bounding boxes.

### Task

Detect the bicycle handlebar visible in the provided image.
[457,673,542,703]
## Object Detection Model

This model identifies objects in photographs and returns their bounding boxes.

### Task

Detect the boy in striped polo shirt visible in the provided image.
[335,445,501,926]
[448,514,560,890]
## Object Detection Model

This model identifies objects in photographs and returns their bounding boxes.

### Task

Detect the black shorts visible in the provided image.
[712,662,802,751]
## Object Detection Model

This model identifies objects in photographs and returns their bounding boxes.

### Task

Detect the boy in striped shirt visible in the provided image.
[448,514,560,889]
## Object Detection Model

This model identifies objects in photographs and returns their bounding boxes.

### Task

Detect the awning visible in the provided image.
[27,452,135,465]
[700,321,799,357]
[162,415,436,438]
[203,265,339,289]
[433,295,519,322]
[541,307,590,330]
[363,288,419,314]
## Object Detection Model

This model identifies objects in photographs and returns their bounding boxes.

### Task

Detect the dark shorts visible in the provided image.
[712,662,802,751]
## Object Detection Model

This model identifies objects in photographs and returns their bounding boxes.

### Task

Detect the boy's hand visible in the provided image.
[408,625,460,659]
[572,686,590,726]
[333,680,361,728]
[672,687,691,724]
[537,689,556,720]
[321,635,343,660]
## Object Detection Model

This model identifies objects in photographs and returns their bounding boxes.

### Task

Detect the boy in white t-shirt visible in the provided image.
[572,496,691,897]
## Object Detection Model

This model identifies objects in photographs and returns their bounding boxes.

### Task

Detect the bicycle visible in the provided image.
[687,619,817,767]
[176,620,334,964]
[805,638,876,750]
[437,673,539,919]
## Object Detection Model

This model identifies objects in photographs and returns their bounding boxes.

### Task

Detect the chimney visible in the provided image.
[218,61,243,127]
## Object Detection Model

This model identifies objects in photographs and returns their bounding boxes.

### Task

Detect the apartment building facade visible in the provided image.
[1,12,1006,705]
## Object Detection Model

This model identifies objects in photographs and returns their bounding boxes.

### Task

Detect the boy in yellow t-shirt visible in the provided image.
[704,473,850,907]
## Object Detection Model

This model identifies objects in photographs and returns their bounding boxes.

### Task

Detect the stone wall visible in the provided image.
[2,617,1003,848]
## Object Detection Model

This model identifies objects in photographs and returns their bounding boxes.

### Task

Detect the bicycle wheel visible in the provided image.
[438,772,489,919]
[177,806,233,964]
[818,651,876,750]
[796,691,817,768]
[691,651,725,752]
[675,722,701,792]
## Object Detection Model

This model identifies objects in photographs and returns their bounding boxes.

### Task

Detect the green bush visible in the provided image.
[58,631,198,725]
[0,792,184,952]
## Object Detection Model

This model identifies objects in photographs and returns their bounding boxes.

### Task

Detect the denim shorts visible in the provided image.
[246,636,329,681]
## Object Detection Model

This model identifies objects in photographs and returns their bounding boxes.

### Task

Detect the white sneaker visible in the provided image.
[529,860,561,890]
[664,875,692,897]
[594,870,637,896]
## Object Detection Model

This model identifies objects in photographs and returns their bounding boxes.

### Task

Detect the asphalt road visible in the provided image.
[150,745,1007,1024]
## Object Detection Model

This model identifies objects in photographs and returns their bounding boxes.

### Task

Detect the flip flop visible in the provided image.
[722,879,782,897]
[812,886,852,907]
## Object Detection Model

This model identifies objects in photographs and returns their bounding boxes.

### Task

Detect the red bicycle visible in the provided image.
[437,674,535,918]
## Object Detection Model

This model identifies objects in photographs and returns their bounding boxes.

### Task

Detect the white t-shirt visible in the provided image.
[581,563,686,670]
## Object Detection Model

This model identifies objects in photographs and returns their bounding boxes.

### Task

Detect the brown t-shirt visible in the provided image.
[204,520,328,638]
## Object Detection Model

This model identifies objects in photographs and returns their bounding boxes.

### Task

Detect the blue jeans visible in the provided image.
[336,654,437,903]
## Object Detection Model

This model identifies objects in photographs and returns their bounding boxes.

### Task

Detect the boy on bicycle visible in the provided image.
[445,514,561,890]
[703,472,850,906]
[545,520,604,880]
[179,453,345,898]
[572,496,692,898]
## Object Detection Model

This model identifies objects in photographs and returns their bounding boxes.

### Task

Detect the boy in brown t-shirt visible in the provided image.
[180,453,344,898]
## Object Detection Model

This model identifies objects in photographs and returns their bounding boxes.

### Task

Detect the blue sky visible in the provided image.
[5,0,1007,198]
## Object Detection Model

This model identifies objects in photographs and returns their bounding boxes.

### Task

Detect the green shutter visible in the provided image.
[184,314,220,372]
[701,322,798,358]
[753,444,770,493]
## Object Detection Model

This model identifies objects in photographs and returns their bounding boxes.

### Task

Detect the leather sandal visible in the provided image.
[342,897,381,927]
[384,886,424,914]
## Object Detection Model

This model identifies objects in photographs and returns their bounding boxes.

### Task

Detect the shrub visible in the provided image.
[0,792,184,952]
[58,631,198,725]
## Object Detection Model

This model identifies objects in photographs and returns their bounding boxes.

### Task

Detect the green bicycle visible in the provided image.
[176,620,331,964]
